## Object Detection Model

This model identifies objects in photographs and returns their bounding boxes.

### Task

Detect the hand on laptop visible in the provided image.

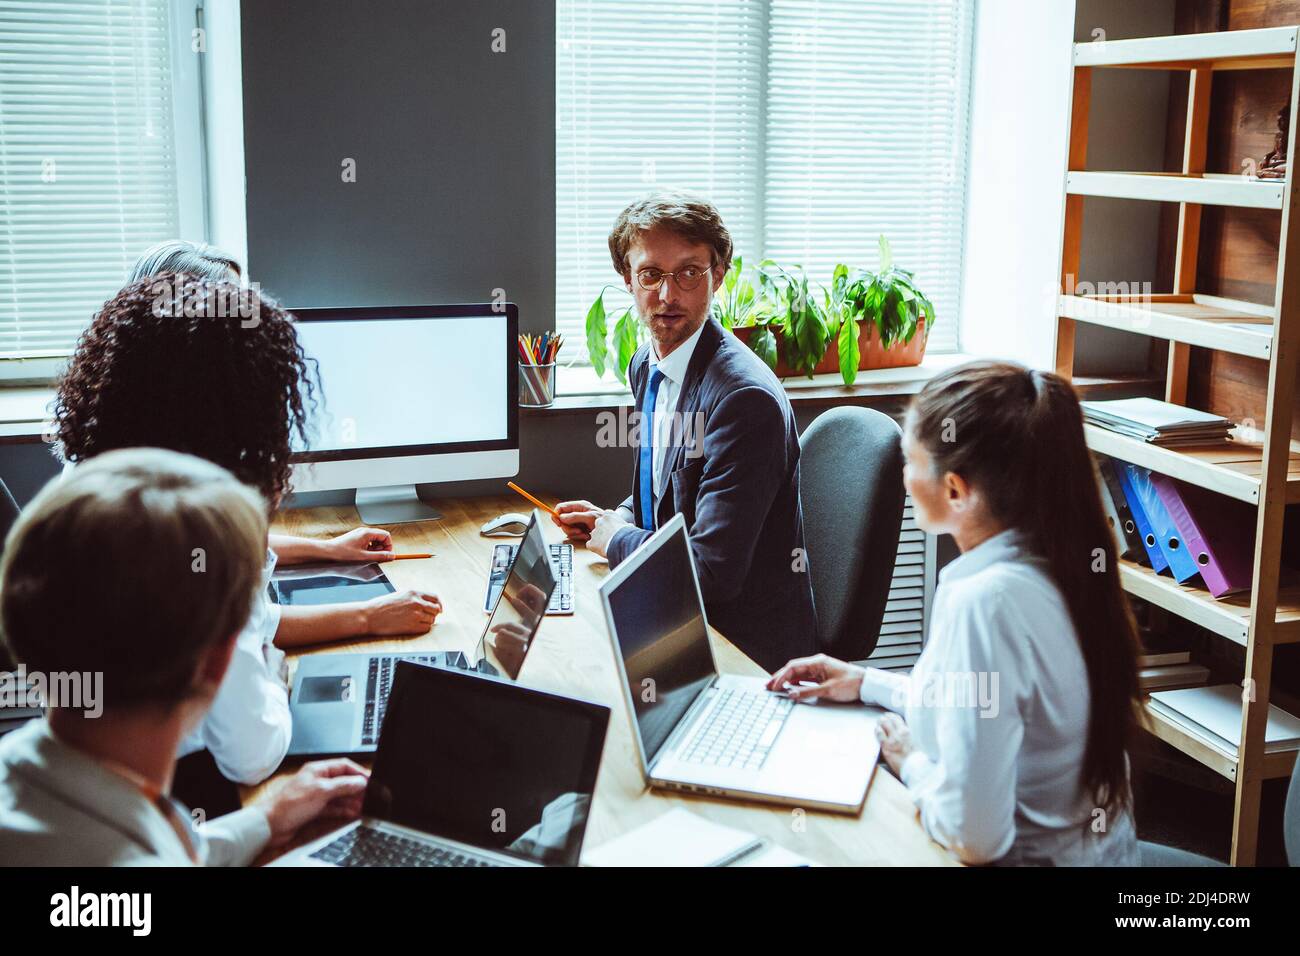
[363,589,443,635]
[766,654,866,703]
[552,500,604,542]
[261,759,370,848]
[326,527,397,562]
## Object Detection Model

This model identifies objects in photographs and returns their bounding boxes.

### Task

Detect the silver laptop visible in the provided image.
[598,513,882,814]
[286,509,556,758]
[273,660,609,867]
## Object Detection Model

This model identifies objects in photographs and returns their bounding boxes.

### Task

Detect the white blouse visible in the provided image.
[177,548,291,785]
[860,528,1138,866]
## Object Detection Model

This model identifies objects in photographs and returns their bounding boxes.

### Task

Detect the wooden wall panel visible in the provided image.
[1168,0,1299,439]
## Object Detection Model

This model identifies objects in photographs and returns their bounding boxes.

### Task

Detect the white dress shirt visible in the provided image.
[859,528,1139,866]
[176,548,291,785]
[646,319,707,512]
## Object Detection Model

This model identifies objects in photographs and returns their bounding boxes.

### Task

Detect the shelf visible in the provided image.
[1066,171,1285,209]
[1142,701,1299,781]
[1059,294,1274,359]
[1074,26,1297,70]
[1084,424,1300,505]
[1118,559,1300,645]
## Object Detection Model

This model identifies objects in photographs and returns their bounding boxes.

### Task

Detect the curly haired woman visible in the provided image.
[53,265,442,798]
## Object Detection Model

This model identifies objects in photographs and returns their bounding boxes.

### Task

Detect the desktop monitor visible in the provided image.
[289,304,519,523]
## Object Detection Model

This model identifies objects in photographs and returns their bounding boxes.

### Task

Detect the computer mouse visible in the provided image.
[480,512,530,537]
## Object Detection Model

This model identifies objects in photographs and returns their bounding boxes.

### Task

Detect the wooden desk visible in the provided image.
[253,494,956,866]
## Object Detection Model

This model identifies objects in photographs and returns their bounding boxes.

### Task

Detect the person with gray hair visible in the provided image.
[126,239,242,285]
[553,192,818,671]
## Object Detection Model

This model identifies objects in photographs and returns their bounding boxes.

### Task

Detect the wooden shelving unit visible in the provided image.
[1054,25,1300,865]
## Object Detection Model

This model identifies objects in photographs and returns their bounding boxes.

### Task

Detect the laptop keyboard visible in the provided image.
[679,689,794,771]
[362,654,462,746]
[486,543,572,613]
[310,826,503,867]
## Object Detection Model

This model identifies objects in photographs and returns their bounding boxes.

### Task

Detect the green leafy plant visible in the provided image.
[580,237,934,385]
[757,260,830,378]
[583,285,641,384]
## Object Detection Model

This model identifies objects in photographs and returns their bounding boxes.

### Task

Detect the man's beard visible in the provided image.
[644,307,708,355]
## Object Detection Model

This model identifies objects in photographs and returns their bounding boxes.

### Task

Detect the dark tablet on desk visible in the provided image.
[268,562,397,606]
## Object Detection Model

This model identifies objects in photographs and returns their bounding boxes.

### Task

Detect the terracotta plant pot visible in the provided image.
[731,319,928,380]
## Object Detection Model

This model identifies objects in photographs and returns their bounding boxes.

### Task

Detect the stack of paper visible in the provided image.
[583,808,818,867]
[1140,663,1209,691]
[1080,398,1233,446]
[1149,684,1300,756]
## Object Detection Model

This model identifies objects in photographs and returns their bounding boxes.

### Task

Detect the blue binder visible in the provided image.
[1119,461,1200,583]
[1111,459,1169,574]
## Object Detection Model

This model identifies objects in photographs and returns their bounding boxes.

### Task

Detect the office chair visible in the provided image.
[1287,747,1300,865]
[799,406,905,661]
[1137,838,1222,867]
[1140,735,1300,866]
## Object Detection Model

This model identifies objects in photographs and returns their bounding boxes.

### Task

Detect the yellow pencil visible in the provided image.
[507,481,558,518]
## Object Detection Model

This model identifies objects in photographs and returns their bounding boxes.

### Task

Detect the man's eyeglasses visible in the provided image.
[635,263,715,292]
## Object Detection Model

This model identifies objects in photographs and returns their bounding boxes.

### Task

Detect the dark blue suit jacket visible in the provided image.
[607,318,818,672]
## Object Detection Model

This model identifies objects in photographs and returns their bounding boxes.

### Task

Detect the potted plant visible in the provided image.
[730,237,933,385]
[583,237,934,386]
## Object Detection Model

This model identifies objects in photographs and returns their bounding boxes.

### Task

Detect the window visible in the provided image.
[0,0,203,368]
[556,0,975,365]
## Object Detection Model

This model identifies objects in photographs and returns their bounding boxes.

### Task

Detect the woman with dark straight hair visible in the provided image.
[769,360,1141,865]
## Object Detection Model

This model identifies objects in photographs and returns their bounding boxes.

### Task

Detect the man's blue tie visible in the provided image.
[639,367,665,530]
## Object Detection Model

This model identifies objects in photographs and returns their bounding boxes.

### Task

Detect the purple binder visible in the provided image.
[1150,474,1254,598]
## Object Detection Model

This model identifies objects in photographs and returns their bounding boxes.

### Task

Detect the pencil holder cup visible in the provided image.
[518,362,557,407]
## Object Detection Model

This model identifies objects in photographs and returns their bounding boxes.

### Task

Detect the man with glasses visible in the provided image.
[554,192,817,671]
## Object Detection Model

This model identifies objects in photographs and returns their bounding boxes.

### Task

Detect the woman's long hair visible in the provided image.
[906,360,1141,814]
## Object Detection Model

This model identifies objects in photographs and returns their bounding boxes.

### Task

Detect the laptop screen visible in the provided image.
[476,511,556,679]
[602,519,716,763]
[364,662,608,866]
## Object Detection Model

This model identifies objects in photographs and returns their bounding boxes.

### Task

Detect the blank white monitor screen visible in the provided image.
[292,312,510,456]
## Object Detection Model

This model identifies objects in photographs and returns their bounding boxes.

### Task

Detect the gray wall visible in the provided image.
[240,0,554,330]
[1071,0,1177,375]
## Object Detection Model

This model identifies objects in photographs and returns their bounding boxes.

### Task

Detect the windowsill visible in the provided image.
[531,352,1159,415]
[0,362,1161,443]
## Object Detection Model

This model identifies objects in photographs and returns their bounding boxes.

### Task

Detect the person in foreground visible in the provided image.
[0,449,368,865]
[768,361,1142,866]
[53,273,441,794]
[553,193,816,671]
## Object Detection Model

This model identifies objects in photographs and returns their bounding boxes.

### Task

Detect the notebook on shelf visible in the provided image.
[1081,398,1233,446]
[1148,684,1300,756]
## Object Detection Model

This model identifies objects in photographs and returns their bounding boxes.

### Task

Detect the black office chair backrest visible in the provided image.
[799,406,905,661]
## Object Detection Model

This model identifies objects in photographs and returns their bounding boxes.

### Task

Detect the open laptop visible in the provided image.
[598,513,882,814]
[484,536,573,614]
[272,661,609,867]
[286,509,557,758]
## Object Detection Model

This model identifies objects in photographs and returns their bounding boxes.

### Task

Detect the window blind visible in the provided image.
[555,0,768,364]
[763,0,973,355]
[556,0,974,363]
[0,0,181,358]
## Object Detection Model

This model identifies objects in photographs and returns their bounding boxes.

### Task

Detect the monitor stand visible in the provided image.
[354,484,443,525]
